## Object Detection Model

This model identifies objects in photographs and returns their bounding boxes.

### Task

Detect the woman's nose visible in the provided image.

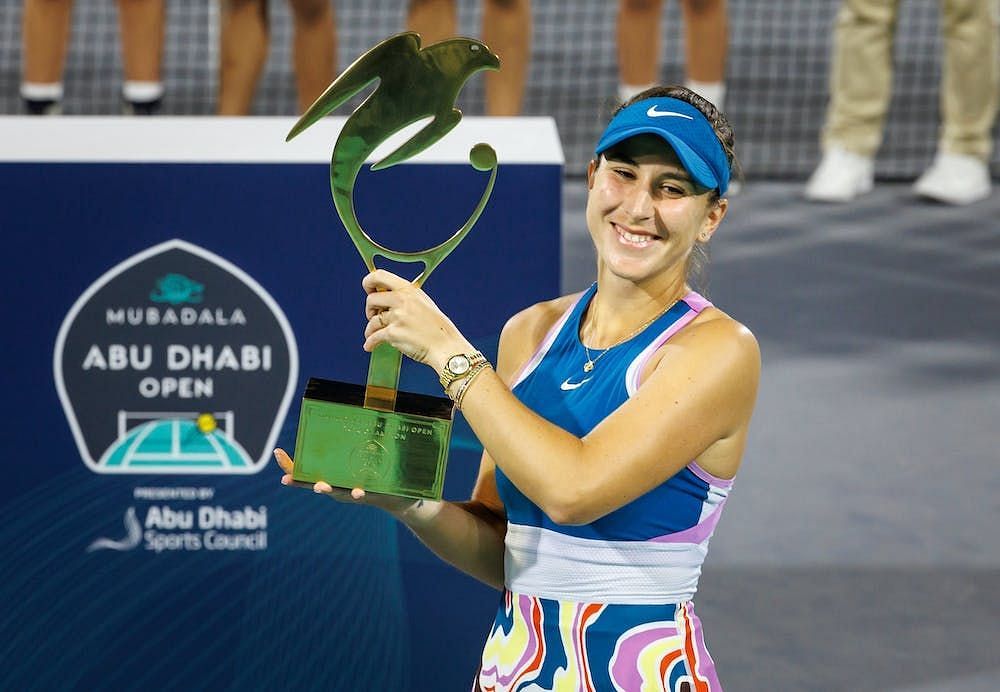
[622,184,653,220]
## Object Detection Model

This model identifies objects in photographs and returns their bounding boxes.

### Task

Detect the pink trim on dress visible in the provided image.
[687,461,735,490]
[624,292,713,397]
[648,503,725,545]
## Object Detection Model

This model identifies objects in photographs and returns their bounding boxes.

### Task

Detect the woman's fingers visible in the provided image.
[275,448,382,506]
[274,448,294,473]
[365,289,397,318]
[362,268,410,294]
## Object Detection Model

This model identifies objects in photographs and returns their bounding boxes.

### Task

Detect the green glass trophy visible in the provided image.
[286,33,499,500]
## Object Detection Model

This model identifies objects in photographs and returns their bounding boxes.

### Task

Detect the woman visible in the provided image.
[276,85,759,690]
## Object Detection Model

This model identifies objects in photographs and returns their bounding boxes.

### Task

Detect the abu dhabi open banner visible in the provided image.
[55,239,297,477]
[1,116,562,691]
[54,239,297,557]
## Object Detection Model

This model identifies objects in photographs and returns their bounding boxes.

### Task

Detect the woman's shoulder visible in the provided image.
[686,305,758,348]
[495,292,583,380]
[662,304,760,378]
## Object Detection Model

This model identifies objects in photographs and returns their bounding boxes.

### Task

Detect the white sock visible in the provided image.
[21,82,64,101]
[122,81,164,103]
[618,82,657,104]
[685,80,726,110]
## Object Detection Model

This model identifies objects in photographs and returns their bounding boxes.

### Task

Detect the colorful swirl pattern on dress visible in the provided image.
[475,595,720,691]
[478,591,546,690]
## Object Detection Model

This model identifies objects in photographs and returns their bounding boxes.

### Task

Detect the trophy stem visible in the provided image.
[364,342,402,411]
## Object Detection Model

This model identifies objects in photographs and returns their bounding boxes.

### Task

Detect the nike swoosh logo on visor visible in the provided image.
[646,106,694,119]
[560,377,591,391]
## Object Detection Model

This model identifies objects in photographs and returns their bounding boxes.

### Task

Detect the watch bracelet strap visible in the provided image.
[453,362,491,409]
[439,350,488,390]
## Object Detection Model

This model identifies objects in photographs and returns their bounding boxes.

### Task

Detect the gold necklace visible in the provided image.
[581,297,680,373]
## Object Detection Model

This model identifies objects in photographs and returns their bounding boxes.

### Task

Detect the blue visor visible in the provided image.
[595,97,730,196]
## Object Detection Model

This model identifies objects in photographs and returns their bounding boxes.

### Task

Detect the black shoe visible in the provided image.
[123,98,162,116]
[24,98,62,115]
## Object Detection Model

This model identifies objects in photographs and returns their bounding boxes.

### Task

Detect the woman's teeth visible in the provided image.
[615,225,656,247]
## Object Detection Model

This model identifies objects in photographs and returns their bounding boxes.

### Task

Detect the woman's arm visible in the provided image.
[276,447,508,589]
[460,315,760,524]
[362,270,760,526]
[393,453,507,589]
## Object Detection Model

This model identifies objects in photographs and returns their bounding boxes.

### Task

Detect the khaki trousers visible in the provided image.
[822,0,999,161]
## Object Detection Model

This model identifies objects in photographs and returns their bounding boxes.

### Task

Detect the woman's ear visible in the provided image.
[698,197,728,243]
[586,158,598,190]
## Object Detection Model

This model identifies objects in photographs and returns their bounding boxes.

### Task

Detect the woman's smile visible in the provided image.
[611,221,662,248]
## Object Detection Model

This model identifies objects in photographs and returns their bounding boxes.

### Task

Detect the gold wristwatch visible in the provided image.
[439,350,488,392]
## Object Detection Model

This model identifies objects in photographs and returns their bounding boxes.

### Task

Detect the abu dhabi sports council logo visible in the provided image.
[87,507,142,552]
[54,239,298,474]
[88,496,268,553]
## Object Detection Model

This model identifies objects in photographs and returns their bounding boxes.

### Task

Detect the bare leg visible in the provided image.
[117,0,164,82]
[22,0,73,84]
[679,0,726,83]
[678,0,727,108]
[481,0,530,115]
[406,0,457,46]
[218,0,269,115]
[287,0,336,113]
[617,0,662,101]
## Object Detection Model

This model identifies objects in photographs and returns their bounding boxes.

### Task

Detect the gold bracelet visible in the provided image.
[454,362,491,410]
[448,362,484,403]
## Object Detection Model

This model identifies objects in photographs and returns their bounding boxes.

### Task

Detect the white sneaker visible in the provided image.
[804,145,875,202]
[913,152,991,205]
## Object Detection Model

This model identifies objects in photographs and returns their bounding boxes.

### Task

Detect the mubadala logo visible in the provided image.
[54,239,298,474]
[89,500,268,553]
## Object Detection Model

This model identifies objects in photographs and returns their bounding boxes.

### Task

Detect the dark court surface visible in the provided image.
[561,180,1000,691]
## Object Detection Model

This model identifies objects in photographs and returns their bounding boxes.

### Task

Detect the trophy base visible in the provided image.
[292,377,455,500]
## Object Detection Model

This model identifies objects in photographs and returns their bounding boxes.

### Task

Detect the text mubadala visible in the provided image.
[106,307,246,327]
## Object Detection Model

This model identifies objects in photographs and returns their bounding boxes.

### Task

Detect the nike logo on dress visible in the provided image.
[646,106,694,120]
[560,377,591,391]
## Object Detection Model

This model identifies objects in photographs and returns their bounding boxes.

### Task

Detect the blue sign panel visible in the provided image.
[0,116,562,690]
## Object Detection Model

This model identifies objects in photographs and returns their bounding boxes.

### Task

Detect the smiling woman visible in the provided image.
[275,85,759,690]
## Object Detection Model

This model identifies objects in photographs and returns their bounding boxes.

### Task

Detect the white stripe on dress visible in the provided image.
[504,523,708,604]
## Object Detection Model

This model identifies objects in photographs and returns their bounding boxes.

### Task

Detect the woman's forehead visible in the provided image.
[602,134,683,166]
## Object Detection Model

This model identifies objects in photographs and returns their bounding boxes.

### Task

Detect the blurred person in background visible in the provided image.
[21,0,165,115]
[805,0,998,205]
[218,0,336,115]
[406,0,531,115]
[616,0,729,111]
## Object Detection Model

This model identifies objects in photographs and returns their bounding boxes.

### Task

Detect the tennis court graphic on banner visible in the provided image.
[54,239,298,474]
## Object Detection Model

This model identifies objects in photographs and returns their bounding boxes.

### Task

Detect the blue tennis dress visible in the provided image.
[475,284,731,691]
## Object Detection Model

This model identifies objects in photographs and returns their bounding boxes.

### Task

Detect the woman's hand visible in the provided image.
[361,269,473,374]
[274,448,440,521]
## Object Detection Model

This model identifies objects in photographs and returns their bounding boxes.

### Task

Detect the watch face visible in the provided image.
[448,355,471,375]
